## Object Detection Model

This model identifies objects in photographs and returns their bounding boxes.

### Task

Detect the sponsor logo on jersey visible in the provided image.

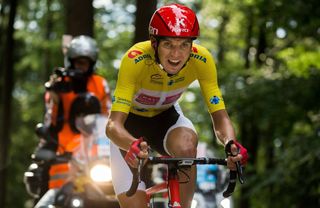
[190,53,207,63]
[135,54,152,64]
[192,47,198,53]
[135,93,160,105]
[151,74,163,85]
[168,80,174,86]
[133,107,149,112]
[134,88,185,107]
[167,77,185,86]
[128,50,143,59]
[209,95,221,105]
[134,92,183,106]
[162,93,182,105]
[151,74,163,80]
[113,96,131,106]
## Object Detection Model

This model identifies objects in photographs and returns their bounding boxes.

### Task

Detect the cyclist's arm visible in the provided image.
[194,45,225,113]
[105,48,141,151]
[211,110,244,170]
[210,110,236,145]
[106,111,137,151]
[194,45,244,163]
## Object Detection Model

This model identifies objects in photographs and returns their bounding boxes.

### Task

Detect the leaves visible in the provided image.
[2,0,319,207]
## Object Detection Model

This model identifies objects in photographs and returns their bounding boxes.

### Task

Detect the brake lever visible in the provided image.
[225,140,245,184]
[137,158,144,183]
[235,161,244,184]
[223,140,246,197]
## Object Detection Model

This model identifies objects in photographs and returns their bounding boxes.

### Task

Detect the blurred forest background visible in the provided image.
[0,0,319,207]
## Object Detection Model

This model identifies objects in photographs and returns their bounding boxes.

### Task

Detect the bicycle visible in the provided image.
[126,140,244,208]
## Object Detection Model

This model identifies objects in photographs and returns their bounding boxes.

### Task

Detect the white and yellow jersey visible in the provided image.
[111,40,225,117]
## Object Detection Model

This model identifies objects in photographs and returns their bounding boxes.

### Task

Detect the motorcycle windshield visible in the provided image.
[73,114,111,163]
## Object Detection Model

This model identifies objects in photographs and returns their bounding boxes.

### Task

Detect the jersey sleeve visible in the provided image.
[99,77,112,115]
[111,50,140,114]
[195,45,226,113]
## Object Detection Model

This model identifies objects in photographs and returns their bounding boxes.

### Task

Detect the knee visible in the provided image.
[167,130,198,157]
[176,141,197,157]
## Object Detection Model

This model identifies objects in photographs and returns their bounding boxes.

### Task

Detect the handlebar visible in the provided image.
[126,156,244,198]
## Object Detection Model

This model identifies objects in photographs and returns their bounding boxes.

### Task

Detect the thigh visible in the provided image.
[110,142,146,195]
[110,142,148,208]
[124,107,180,155]
[164,114,198,156]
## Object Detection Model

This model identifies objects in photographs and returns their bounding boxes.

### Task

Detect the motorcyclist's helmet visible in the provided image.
[69,93,101,133]
[23,163,45,198]
[65,35,99,75]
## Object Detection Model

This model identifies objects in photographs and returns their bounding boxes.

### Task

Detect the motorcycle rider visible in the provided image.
[28,35,112,208]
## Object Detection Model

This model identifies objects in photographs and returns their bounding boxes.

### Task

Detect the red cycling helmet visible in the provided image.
[149,3,200,38]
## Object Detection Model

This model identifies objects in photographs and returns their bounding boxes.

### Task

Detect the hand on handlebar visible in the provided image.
[125,137,149,168]
[225,140,248,168]
[225,140,247,185]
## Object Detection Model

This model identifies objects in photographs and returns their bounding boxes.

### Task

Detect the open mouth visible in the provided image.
[168,59,181,67]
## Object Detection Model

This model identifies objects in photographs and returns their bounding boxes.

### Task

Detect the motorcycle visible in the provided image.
[25,114,119,208]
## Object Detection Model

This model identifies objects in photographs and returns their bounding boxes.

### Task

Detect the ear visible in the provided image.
[150,35,158,50]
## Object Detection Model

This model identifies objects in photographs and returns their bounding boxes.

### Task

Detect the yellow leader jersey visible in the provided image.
[111,40,225,117]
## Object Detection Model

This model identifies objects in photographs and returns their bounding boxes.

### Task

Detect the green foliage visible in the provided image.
[180,87,215,143]
[222,66,320,206]
[4,0,320,207]
[277,40,320,77]
[94,1,136,90]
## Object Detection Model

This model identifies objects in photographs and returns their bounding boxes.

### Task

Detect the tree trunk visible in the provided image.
[0,0,9,90]
[244,7,254,69]
[0,0,17,207]
[43,0,54,80]
[239,114,259,208]
[256,23,267,66]
[65,0,94,37]
[255,1,269,67]
[133,0,157,44]
[217,12,229,63]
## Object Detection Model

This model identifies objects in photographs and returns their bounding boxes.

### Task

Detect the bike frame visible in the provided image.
[127,157,240,208]
[126,141,244,208]
[167,165,181,207]
[146,162,182,208]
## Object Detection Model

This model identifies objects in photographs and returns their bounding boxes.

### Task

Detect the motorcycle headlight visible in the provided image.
[90,164,112,182]
[71,196,83,208]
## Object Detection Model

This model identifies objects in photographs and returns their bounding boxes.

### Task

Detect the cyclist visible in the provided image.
[106,3,248,208]
[31,35,112,208]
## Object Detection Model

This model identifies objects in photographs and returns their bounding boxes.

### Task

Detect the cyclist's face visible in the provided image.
[72,57,91,72]
[158,37,192,75]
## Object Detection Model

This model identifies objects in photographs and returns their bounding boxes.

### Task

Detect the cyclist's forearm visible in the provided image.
[210,109,236,146]
[106,114,136,151]
[108,130,135,151]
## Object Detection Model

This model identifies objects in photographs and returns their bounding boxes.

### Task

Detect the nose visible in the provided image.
[169,46,181,58]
